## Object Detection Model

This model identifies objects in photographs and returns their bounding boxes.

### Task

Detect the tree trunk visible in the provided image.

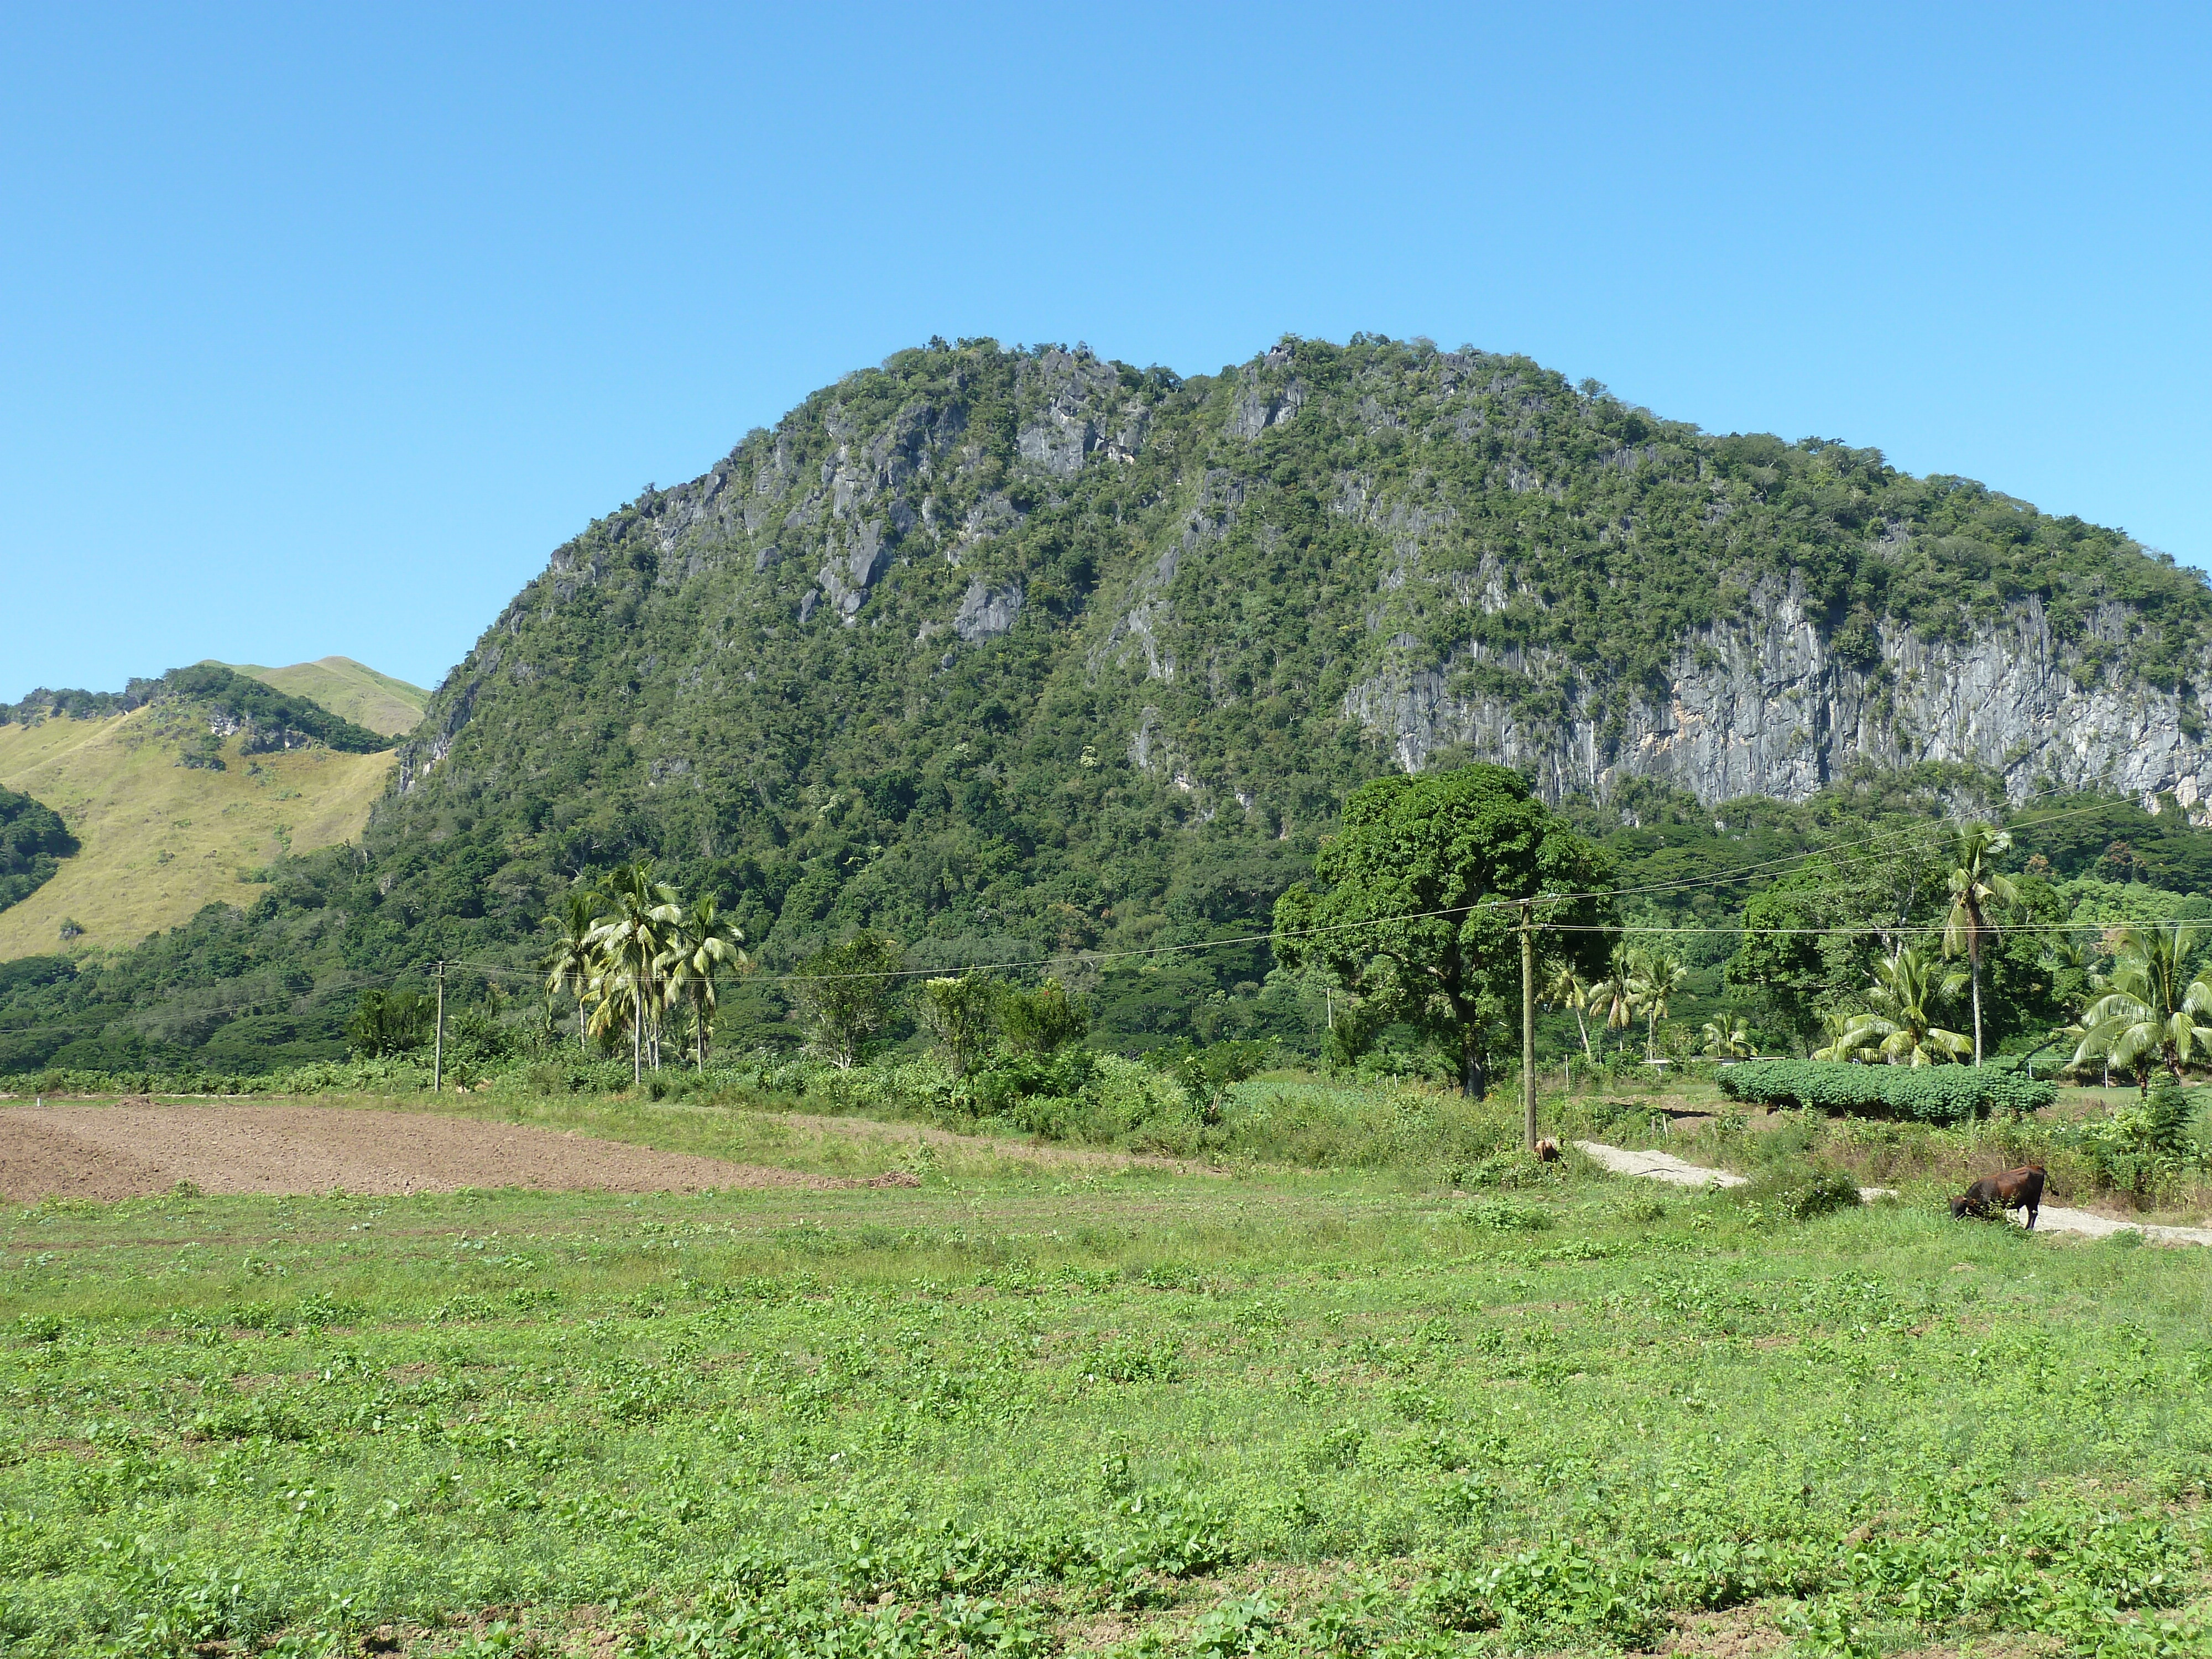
[1574,1010,1592,1061]
[632,984,642,1086]
[1970,951,1984,1067]
[1461,1028,1486,1102]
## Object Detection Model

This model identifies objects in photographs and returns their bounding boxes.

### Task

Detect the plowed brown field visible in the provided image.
[0,1103,900,1202]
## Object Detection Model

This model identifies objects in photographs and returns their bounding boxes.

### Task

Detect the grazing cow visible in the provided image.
[1951,1164,2047,1229]
[1533,1137,1562,1162]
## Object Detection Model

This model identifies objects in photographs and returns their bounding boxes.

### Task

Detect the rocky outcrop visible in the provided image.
[1340,574,2212,811]
[953,580,1022,643]
[815,519,891,624]
[389,335,2212,836]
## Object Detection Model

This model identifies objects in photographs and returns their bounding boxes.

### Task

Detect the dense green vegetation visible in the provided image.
[6,336,2212,1075]
[8,757,2212,1084]
[6,1087,2212,1655]
[0,787,75,914]
[1272,764,1612,1098]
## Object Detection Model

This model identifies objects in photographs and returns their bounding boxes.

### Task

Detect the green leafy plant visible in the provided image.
[2069,921,2212,1092]
[995,979,1087,1058]
[919,975,1001,1076]
[1718,1058,2054,1122]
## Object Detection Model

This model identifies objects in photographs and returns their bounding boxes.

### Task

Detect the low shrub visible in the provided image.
[1458,1197,1553,1232]
[1735,1166,1862,1222]
[1718,1060,2054,1124]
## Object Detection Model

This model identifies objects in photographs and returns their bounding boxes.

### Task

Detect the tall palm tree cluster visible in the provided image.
[1546,943,1705,1064]
[1540,821,2212,1092]
[540,861,752,1083]
[1804,823,2212,1091]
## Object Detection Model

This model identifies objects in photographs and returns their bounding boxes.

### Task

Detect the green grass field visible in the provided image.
[6,1092,2212,1658]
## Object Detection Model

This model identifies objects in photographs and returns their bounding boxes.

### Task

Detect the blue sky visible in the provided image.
[4,2,2208,700]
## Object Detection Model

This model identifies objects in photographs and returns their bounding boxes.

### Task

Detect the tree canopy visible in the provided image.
[1272,763,1614,1097]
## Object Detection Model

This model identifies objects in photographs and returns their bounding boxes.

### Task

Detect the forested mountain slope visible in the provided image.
[385,335,2212,936]
[6,335,2211,1073]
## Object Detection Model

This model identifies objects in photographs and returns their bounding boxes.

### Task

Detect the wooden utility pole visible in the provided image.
[432,961,446,1092]
[1519,899,1537,1152]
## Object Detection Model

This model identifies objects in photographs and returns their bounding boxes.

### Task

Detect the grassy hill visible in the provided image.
[216,656,427,737]
[0,708,395,960]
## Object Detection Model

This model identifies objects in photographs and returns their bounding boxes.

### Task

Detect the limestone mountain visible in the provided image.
[8,334,2212,1074]
[387,333,2212,942]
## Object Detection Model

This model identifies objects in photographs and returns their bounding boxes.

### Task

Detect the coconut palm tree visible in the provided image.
[1813,1005,1859,1062]
[1629,947,1690,1062]
[1827,946,1971,1067]
[1590,948,1640,1059]
[585,860,682,1086]
[1544,964,1595,1061]
[1943,823,2020,1066]
[2070,922,2212,1094]
[1700,1015,1754,1059]
[660,894,750,1071]
[583,954,637,1056]
[540,888,605,1052]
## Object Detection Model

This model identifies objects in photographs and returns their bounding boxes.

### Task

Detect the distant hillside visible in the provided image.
[3,664,394,753]
[0,666,399,959]
[217,657,427,737]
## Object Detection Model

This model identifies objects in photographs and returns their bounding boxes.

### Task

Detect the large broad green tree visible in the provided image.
[918,974,1001,1076]
[1271,764,1614,1100]
[794,931,907,1070]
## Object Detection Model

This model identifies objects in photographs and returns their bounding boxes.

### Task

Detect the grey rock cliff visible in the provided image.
[952,580,1022,643]
[1340,573,2212,813]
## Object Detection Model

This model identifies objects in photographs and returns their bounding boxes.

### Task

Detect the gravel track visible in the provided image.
[1575,1138,2212,1244]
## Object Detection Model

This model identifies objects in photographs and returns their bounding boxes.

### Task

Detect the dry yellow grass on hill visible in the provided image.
[0,711,394,959]
[215,656,429,737]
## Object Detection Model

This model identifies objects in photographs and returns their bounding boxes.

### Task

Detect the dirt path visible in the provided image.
[1573,1142,1748,1188]
[0,1104,905,1203]
[1574,1139,2212,1245]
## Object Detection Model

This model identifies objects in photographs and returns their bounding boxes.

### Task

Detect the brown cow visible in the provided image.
[1951,1164,2047,1229]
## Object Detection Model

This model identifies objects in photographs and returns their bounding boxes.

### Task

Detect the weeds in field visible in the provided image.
[3,1151,2211,1655]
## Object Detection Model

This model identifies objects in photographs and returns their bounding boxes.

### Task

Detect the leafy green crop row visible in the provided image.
[1718,1058,2057,1123]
